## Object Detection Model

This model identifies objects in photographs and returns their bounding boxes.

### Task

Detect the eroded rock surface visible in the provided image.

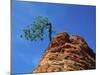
[33,32,96,73]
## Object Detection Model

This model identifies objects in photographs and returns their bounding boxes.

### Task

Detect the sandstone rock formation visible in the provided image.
[33,32,96,73]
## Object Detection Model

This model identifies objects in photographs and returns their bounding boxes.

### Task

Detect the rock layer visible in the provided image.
[33,32,96,73]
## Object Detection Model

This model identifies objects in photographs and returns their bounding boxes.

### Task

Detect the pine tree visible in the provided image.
[20,16,53,41]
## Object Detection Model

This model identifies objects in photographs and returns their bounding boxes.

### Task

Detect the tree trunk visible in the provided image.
[47,23,52,41]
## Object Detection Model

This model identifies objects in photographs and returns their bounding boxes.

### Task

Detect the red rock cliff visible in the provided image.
[33,32,96,73]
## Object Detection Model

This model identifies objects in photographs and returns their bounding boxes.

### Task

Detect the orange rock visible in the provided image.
[33,32,96,73]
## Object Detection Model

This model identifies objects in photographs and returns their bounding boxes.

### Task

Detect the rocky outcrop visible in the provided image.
[33,32,96,73]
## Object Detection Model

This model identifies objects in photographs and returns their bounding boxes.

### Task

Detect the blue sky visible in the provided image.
[12,0,96,74]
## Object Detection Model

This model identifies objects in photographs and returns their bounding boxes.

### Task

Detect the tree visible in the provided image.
[20,16,53,42]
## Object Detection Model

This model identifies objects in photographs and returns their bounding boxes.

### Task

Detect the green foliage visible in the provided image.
[20,16,53,41]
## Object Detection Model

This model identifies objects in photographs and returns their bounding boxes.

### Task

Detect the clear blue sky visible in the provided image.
[12,0,96,74]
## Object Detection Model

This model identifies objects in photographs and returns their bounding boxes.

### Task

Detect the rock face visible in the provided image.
[33,32,96,73]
